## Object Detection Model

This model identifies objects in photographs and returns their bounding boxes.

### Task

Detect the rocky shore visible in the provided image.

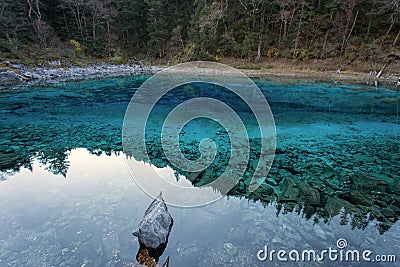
[0,60,160,86]
[2,59,399,89]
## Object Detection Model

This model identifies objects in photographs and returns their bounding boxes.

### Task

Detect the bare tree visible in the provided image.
[239,0,274,60]
[293,1,304,58]
[102,0,117,52]
[27,0,54,49]
[199,0,226,36]
[60,0,86,36]
[274,0,298,46]
[375,0,400,46]
[90,0,101,41]
[33,20,55,49]
[27,0,41,20]
[335,0,359,54]
[88,0,111,42]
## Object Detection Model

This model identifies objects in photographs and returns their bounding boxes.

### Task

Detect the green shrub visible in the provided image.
[267,47,279,58]
[110,49,124,64]
[69,39,83,59]
[294,48,311,60]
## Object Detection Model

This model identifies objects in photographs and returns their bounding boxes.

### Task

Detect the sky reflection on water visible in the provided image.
[0,148,399,266]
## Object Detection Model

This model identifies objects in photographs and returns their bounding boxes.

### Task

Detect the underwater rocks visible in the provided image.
[388,179,400,194]
[274,177,321,215]
[0,61,159,86]
[278,177,300,202]
[229,141,399,233]
[201,242,255,266]
[137,134,399,234]
[133,193,173,249]
[350,173,389,191]
[1,78,398,235]
[339,190,375,206]
[248,184,275,201]
[0,116,124,176]
[1,115,398,234]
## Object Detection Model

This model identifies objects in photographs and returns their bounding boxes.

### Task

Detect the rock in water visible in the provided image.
[133,193,173,249]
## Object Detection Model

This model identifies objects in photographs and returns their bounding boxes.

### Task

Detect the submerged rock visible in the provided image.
[278,177,300,202]
[133,192,173,249]
[339,190,374,206]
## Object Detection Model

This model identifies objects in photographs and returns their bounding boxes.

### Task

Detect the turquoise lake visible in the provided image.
[0,76,399,266]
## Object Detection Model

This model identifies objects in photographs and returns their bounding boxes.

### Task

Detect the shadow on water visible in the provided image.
[0,76,399,237]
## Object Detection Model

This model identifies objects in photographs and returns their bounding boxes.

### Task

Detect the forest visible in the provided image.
[1,0,400,65]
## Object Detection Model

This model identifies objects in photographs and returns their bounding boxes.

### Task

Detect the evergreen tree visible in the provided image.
[0,0,33,56]
[0,0,399,62]
[117,0,148,53]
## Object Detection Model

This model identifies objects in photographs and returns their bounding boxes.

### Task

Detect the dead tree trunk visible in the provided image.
[376,63,388,78]
[382,19,395,45]
[344,9,359,49]
[393,28,400,47]
[336,53,360,73]
[321,29,329,58]
[256,37,262,61]
[376,57,394,78]
[256,3,266,62]
[293,2,304,58]
[27,0,41,20]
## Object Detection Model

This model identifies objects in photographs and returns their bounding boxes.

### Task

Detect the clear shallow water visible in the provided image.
[0,77,399,266]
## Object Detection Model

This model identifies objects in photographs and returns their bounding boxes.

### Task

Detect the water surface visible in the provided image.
[0,77,399,266]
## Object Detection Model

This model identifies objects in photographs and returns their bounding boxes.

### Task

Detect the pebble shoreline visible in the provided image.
[0,61,160,86]
[2,60,400,90]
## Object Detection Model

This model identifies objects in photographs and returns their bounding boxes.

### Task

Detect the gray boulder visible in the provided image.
[133,192,173,249]
[0,69,24,85]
